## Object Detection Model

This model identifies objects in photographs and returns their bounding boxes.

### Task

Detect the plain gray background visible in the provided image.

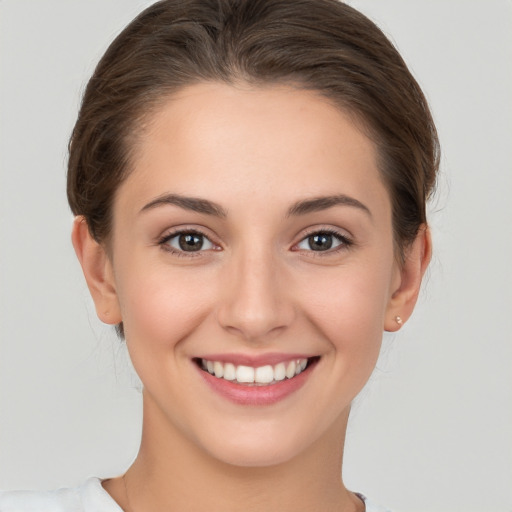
[1,1,511,511]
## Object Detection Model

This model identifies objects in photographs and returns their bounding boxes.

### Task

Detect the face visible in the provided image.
[103,83,402,466]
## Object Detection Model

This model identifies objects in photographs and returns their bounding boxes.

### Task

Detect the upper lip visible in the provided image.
[194,353,317,367]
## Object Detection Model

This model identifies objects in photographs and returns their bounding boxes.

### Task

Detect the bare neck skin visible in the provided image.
[103,392,363,512]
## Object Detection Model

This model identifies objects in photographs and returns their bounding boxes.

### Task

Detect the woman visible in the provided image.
[0,0,438,510]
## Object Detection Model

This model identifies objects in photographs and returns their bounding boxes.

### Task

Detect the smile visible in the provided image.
[199,358,311,385]
[195,356,320,405]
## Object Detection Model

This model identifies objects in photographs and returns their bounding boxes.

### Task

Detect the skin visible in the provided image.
[72,82,431,512]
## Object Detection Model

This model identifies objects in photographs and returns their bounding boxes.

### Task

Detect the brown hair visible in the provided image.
[68,0,439,254]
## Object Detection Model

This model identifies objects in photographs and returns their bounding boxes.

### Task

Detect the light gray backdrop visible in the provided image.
[1,1,511,511]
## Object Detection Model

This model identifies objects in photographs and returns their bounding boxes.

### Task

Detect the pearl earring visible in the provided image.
[395,316,403,325]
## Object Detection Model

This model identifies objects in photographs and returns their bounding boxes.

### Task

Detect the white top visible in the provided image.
[0,478,391,512]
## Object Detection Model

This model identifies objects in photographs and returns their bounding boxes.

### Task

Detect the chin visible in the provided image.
[194,418,323,469]
[207,438,303,468]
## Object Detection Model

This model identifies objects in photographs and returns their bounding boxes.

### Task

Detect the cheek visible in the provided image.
[297,257,393,364]
[114,256,215,351]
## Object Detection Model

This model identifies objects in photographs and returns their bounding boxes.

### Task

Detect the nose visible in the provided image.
[216,247,295,342]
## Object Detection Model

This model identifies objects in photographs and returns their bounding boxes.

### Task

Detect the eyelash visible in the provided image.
[293,228,353,256]
[158,228,218,257]
[157,227,353,257]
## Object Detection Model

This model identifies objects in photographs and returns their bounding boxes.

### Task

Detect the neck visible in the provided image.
[110,391,362,512]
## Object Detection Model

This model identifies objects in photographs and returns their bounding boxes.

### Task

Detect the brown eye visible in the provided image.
[296,231,349,252]
[178,233,204,251]
[307,233,333,251]
[163,231,215,252]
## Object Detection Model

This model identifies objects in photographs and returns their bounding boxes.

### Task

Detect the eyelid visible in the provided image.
[157,226,222,255]
[291,226,354,254]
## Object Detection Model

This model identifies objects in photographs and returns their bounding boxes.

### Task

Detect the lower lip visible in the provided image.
[196,360,317,406]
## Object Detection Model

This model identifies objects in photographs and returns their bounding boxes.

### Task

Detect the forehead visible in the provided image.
[117,82,389,217]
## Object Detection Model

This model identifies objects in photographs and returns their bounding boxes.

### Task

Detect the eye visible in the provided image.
[295,230,350,252]
[161,231,216,253]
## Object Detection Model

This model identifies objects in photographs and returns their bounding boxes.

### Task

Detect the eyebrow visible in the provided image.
[140,192,371,219]
[140,193,227,217]
[287,194,372,217]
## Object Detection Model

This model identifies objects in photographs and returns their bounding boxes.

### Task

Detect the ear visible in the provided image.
[71,216,122,325]
[385,225,432,332]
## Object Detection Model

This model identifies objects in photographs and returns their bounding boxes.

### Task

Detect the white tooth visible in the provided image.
[274,362,286,381]
[236,365,255,383]
[255,365,274,384]
[223,363,236,380]
[213,361,224,378]
[300,359,308,371]
[295,361,302,375]
[285,360,296,379]
[206,360,214,374]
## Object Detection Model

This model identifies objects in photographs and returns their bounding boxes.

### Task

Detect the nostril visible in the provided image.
[215,264,296,340]
[222,323,288,342]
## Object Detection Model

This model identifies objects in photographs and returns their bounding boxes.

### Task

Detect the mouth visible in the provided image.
[195,356,320,386]
[193,355,320,405]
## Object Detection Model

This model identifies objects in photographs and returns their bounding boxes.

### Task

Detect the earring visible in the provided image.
[395,316,403,325]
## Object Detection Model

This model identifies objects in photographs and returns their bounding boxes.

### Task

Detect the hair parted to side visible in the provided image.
[67,0,439,337]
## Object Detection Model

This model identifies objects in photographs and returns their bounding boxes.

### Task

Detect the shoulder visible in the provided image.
[357,492,394,512]
[0,478,122,512]
[0,486,80,512]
